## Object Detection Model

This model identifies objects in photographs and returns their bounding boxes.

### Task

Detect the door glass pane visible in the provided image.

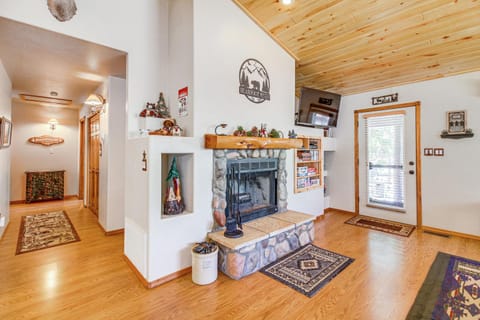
[365,114,405,209]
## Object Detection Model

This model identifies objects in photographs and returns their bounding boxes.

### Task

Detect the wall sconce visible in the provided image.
[85,93,106,113]
[48,118,58,131]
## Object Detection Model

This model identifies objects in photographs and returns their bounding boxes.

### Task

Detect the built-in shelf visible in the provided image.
[294,136,322,193]
[160,153,194,218]
[440,132,474,139]
[204,134,303,149]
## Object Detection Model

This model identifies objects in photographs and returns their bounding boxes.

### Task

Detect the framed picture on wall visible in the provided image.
[0,117,12,148]
[446,110,466,134]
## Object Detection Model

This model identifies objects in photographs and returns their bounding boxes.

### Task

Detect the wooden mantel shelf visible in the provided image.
[204,134,303,149]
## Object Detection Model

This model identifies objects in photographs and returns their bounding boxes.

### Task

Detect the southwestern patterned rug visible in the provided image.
[345,215,415,237]
[260,244,354,298]
[16,211,80,255]
[407,252,480,320]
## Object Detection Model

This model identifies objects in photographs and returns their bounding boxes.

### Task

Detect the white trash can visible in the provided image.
[191,244,218,285]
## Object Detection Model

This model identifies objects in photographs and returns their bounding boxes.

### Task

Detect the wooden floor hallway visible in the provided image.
[1,201,479,319]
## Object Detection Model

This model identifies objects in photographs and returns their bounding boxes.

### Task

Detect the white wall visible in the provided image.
[139,0,300,281]
[168,0,193,136]
[331,72,480,236]
[10,103,79,201]
[0,60,11,239]
[103,77,126,231]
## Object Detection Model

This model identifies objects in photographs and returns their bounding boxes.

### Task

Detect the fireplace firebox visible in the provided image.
[224,158,278,236]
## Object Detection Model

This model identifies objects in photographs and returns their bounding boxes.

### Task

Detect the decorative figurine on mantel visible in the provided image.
[155,92,171,118]
[164,157,185,215]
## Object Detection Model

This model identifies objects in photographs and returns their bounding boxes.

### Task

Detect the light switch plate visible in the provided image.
[424,148,434,156]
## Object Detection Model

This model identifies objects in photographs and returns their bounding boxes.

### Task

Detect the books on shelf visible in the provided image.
[297,150,319,161]
[296,177,321,189]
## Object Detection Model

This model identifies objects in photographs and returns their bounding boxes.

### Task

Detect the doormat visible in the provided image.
[16,210,80,255]
[260,244,354,298]
[406,252,480,319]
[345,215,415,237]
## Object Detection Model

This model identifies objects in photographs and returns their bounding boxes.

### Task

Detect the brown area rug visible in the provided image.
[16,210,80,255]
[345,215,415,237]
[260,244,354,297]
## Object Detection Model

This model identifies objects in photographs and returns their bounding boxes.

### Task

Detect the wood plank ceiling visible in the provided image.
[234,0,480,95]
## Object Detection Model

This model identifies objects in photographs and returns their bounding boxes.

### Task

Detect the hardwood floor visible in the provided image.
[1,203,479,319]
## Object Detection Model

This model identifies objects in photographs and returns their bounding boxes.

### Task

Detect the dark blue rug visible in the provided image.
[407,252,480,319]
[260,244,354,298]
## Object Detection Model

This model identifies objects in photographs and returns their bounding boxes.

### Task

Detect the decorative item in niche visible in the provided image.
[0,117,12,149]
[440,110,474,139]
[28,135,64,146]
[155,92,170,118]
[164,157,185,215]
[177,87,188,117]
[372,93,398,105]
[139,102,161,118]
[148,118,183,136]
[239,58,271,103]
[47,0,77,22]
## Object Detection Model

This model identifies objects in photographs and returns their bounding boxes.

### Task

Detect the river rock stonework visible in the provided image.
[216,220,315,280]
[212,149,288,229]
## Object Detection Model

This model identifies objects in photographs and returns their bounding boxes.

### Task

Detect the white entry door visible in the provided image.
[358,107,417,225]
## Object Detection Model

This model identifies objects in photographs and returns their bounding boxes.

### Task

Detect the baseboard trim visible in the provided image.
[422,226,480,241]
[123,254,192,289]
[324,207,356,215]
[105,229,124,236]
[95,220,124,236]
[10,195,79,205]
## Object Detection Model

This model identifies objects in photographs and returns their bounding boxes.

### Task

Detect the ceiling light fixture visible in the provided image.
[84,93,105,107]
[280,0,294,5]
[48,118,58,131]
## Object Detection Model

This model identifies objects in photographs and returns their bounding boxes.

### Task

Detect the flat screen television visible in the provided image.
[296,87,342,128]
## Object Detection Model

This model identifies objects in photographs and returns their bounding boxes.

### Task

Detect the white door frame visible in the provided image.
[354,101,422,227]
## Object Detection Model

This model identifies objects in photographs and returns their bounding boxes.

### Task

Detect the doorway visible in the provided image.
[354,102,422,226]
[79,117,85,201]
[88,113,100,216]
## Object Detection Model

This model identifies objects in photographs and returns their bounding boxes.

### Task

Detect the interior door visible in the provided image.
[358,107,417,225]
[88,113,100,216]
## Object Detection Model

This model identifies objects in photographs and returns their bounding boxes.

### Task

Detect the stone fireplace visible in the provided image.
[212,149,288,229]
[206,135,315,280]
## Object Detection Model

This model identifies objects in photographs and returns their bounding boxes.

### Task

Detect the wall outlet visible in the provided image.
[0,214,5,227]
[434,148,445,156]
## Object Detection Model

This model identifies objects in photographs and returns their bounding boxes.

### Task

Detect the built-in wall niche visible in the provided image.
[161,153,194,218]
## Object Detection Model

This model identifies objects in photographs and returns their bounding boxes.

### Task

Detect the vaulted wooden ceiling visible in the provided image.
[234,0,480,95]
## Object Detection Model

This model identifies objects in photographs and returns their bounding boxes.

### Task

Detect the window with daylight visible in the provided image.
[364,112,405,210]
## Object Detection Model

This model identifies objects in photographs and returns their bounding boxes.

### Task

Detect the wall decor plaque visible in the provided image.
[239,58,270,104]
[28,135,64,146]
[446,110,466,134]
[372,93,398,105]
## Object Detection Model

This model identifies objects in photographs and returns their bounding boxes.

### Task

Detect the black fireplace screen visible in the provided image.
[226,158,278,224]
